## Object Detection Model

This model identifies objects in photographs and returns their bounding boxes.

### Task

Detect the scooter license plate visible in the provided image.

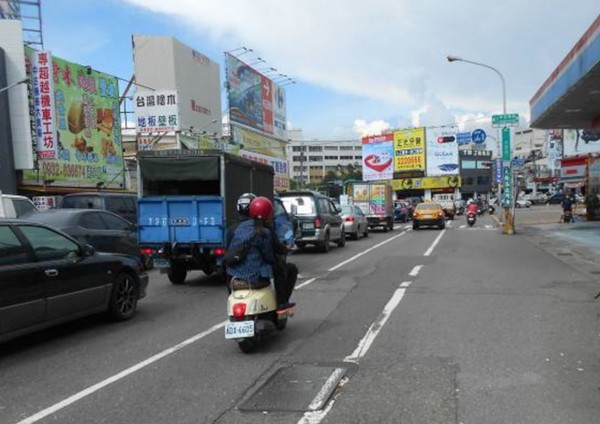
[153,258,170,268]
[225,321,255,339]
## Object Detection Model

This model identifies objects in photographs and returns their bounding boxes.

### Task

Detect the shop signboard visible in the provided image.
[390,176,461,191]
[23,48,124,188]
[563,129,600,156]
[426,129,459,176]
[135,89,180,133]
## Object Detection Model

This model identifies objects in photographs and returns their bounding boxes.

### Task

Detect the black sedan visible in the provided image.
[22,208,151,268]
[0,220,148,343]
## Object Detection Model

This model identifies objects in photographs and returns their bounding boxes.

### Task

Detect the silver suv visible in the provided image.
[0,193,38,218]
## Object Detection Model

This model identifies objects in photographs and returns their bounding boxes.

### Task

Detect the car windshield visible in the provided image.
[340,205,353,214]
[416,203,441,211]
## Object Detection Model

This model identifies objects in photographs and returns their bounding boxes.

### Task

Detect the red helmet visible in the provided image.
[249,196,273,220]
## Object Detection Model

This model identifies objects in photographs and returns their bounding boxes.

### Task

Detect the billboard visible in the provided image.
[426,129,459,176]
[390,176,461,191]
[563,129,600,156]
[225,53,287,139]
[22,48,124,188]
[31,50,57,159]
[361,133,394,181]
[133,35,222,137]
[393,128,425,177]
[135,89,180,133]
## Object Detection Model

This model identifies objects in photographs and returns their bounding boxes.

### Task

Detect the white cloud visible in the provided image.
[352,119,391,137]
[122,0,600,137]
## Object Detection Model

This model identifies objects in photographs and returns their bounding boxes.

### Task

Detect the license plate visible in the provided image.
[303,223,315,230]
[154,258,170,268]
[225,321,255,339]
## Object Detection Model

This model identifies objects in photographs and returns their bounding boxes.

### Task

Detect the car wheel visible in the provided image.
[516,203,521,208]
[296,242,306,249]
[337,230,346,247]
[320,232,330,253]
[412,222,419,230]
[238,338,257,353]
[168,267,187,285]
[351,231,359,240]
[141,255,154,270]
[439,222,445,230]
[363,227,369,237]
[108,272,139,321]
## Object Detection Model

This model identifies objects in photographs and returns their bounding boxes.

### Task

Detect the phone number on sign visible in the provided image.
[42,161,104,180]
[395,156,423,167]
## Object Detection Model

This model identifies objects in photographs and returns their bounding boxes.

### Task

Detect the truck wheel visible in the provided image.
[337,230,346,247]
[388,219,394,231]
[168,268,187,285]
[108,272,139,321]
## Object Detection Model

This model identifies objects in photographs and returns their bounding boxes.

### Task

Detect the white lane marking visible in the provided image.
[299,281,411,423]
[446,221,452,228]
[296,277,318,290]
[404,224,411,230]
[16,320,228,424]
[327,230,408,272]
[307,368,347,411]
[485,225,492,229]
[409,265,423,277]
[424,229,446,256]
[460,224,466,229]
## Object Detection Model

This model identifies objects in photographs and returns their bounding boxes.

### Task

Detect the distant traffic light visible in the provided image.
[437,135,456,143]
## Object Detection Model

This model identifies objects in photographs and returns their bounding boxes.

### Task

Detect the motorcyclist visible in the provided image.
[466,199,479,215]
[226,195,297,310]
[561,192,575,221]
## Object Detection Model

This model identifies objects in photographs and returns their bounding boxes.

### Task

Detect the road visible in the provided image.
[1,213,599,424]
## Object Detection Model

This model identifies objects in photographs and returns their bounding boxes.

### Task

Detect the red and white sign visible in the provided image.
[361,133,394,144]
[32,50,57,159]
[560,157,586,182]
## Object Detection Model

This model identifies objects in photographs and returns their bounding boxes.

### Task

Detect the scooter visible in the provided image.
[225,279,294,353]
[562,210,573,223]
[225,229,296,353]
[467,211,477,227]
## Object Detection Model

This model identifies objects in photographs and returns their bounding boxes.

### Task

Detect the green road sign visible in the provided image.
[502,127,511,161]
[492,113,519,127]
[502,166,512,206]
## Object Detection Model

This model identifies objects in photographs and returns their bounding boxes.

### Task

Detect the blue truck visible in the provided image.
[137,149,275,285]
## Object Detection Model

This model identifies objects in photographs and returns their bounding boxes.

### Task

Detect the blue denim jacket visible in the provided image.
[225,220,275,283]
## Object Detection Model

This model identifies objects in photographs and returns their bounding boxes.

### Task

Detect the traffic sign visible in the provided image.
[502,166,512,206]
[456,132,471,145]
[492,113,519,127]
[501,127,511,161]
[471,129,486,144]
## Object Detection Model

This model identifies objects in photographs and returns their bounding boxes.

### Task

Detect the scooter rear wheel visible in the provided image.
[238,338,257,353]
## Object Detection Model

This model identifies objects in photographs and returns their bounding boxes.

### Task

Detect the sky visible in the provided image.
[34,0,600,144]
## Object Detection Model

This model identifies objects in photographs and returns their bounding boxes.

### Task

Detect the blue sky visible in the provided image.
[36,0,600,142]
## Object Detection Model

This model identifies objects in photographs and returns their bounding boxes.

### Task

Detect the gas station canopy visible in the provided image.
[530,14,600,129]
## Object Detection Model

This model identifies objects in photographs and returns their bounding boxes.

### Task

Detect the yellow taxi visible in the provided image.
[412,202,445,230]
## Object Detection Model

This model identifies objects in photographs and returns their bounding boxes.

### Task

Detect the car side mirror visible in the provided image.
[82,244,95,257]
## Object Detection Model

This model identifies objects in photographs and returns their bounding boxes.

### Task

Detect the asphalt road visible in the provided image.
[1,214,599,424]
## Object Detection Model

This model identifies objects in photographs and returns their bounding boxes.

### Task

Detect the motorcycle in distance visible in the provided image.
[467,210,477,227]
[562,210,574,223]
[225,229,296,353]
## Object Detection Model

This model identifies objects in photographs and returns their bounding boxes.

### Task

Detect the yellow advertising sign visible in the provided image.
[393,128,426,173]
[232,126,286,159]
[391,176,461,191]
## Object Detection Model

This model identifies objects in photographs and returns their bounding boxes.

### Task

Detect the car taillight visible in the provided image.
[233,303,246,318]
[140,247,154,256]
[213,248,225,256]
[344,216,354,222]
[438,211,444,217]
[314,217,321,228]
[413,211,420,217]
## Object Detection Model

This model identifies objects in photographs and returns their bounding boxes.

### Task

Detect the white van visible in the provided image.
[0,193,38,218]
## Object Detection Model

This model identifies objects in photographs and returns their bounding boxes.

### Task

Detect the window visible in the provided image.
[281,196,316,216]
[340,146,353,151]
[339,156,353,160]
[309,156,323,162]
[354,206,364,216]
[19,225,79,261]
[292,146,302,152]
[308,146,323,152]
[354,156,362,160]
[79,212,107,230]
[0,226,28,266]
[62,196,102,209]
[105,197,126,214]
[318,199,331,214]
[324,156,339,160]
[292,156,304,162]
[13,199,37,217]
[324,146,338,151]
[99,212,132,231]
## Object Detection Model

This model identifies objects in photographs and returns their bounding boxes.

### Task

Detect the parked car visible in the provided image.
[0,220,148,343]
[521,193,548,205]
[20,208,153,268]
[280,191,345,252]
[0,193,38,218]
[393,201,411,222]
[547,192,566,204]
[412,202,445,230]
[340,204,369,240]
[516,198,532,208]
[60,192,138,224]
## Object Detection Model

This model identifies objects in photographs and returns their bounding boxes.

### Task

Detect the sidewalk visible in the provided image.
[519,220,600,284]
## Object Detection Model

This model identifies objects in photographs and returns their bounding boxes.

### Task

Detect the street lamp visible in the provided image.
[446,54,515,234]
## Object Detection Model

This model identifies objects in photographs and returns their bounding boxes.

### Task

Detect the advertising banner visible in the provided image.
[31,50,57,159]
[239,149,289,191]
[225,53,286,138]
[494,158,503,184]
[369,184,387,215]
[23,48,124,188]
[135,89,180,133]
[426,129,459,176]
[390,176,461,191]
[232,125,286,159]
[563,129,600,156]
[393,128,425,177]
[361,138,394,181]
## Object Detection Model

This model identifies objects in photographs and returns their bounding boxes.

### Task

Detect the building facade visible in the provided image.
[458,149,493,199]
[287,138,363,185]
